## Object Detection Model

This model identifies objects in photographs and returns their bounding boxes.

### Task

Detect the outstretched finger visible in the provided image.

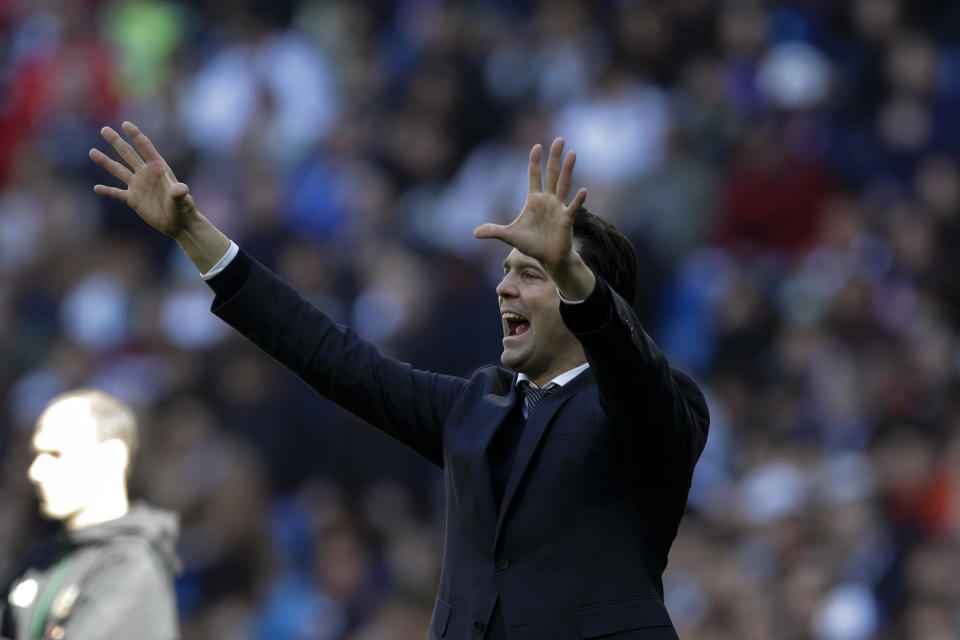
[544,137,564,194]
[473,222,506,240]
[566,187,587,215]
[473,222,519,248]
[89,148,133,184]
[528,144,543,193]
[556,150,576,202]
[101,126,145,171]
[122,121,165,165]
[93,184,128,204]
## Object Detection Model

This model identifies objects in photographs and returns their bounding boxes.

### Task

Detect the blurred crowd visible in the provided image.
[2,0,960,638]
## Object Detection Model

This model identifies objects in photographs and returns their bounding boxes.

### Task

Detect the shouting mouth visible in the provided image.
[502,311,530,339]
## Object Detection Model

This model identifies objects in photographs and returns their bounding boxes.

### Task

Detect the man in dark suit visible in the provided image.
[90,122,709,639]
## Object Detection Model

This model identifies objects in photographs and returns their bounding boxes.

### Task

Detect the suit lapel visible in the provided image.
[494,369,594,546]
[468,377,520,533]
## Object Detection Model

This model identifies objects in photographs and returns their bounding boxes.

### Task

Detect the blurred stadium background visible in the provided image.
[2,0,960,638]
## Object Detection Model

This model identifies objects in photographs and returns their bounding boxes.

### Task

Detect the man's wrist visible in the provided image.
[202,241,239,280]
[171,211,232,275]
[170,210,206,243]
[557,287,586,304]
[559,275,613,333]
[550,251,596,302]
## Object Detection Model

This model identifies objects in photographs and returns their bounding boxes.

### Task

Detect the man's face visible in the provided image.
[28,398,105,522]
[497,249,585,381]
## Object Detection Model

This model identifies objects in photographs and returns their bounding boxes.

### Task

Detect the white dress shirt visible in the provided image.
[516,362,590,419]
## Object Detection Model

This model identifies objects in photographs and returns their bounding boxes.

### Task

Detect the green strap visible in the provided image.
[29,556,71,640]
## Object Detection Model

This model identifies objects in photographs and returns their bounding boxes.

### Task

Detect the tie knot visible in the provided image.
[520,381,558,414]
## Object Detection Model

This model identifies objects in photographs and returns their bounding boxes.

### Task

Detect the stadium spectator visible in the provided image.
[0,390,180,640]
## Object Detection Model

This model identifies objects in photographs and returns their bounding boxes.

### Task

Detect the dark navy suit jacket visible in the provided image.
[208,251,709,639]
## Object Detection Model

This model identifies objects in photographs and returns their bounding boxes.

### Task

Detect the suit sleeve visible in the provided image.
[62,546,178,640]
[560,277,709,474]
[206,250,466,468]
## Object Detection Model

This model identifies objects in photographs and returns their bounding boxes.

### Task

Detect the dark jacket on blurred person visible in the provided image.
[207,250,708,640]
[0,503,180,640]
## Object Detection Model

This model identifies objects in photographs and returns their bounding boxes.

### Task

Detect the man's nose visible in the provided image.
[496,273,518,298]
[27,457,41,484]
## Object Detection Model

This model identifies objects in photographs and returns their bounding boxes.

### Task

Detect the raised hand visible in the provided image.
[89,122,230,273]
[473,137,588,273]
[89,122,197,238]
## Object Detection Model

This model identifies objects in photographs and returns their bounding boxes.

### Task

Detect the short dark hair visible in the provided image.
[572,208,637,304]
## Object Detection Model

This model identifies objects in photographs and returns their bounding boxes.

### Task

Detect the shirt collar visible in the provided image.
[516,362,590,389]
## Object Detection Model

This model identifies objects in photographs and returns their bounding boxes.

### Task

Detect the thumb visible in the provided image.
[170,182,189,199]
[171,182,197,217]
[473,223,509,240]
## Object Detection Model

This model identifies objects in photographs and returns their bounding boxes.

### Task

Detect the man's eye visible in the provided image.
[523,271,540,279]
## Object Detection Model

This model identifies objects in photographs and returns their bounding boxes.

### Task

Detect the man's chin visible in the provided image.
[500,347,523,372]
[38,500,77,522]
[502,329,534,361]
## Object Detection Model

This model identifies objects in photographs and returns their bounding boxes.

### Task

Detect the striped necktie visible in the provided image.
[521,381,559,414]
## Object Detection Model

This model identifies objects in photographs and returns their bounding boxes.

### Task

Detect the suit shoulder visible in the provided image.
[466,365,514,395]
[669,367,709,424]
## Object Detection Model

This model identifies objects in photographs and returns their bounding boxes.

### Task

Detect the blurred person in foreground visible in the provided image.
[0,390,181,640]
[90,121,708,640]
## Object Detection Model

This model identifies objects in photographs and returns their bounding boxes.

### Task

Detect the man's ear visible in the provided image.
[98,438,130,476]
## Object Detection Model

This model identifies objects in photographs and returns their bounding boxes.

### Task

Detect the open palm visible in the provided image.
[474,137,587,271]
[89,122,196,238]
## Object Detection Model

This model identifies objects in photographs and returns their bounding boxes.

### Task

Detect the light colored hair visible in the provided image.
[44,389,139,461]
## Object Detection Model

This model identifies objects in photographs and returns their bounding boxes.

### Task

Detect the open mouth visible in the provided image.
[502,311,530,338]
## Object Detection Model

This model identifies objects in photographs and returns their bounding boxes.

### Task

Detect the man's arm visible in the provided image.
[561,276,709,471]
[90,123,464,465]
[474,138,708,471]
[90,122,231,273]
[206,249,464,466]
